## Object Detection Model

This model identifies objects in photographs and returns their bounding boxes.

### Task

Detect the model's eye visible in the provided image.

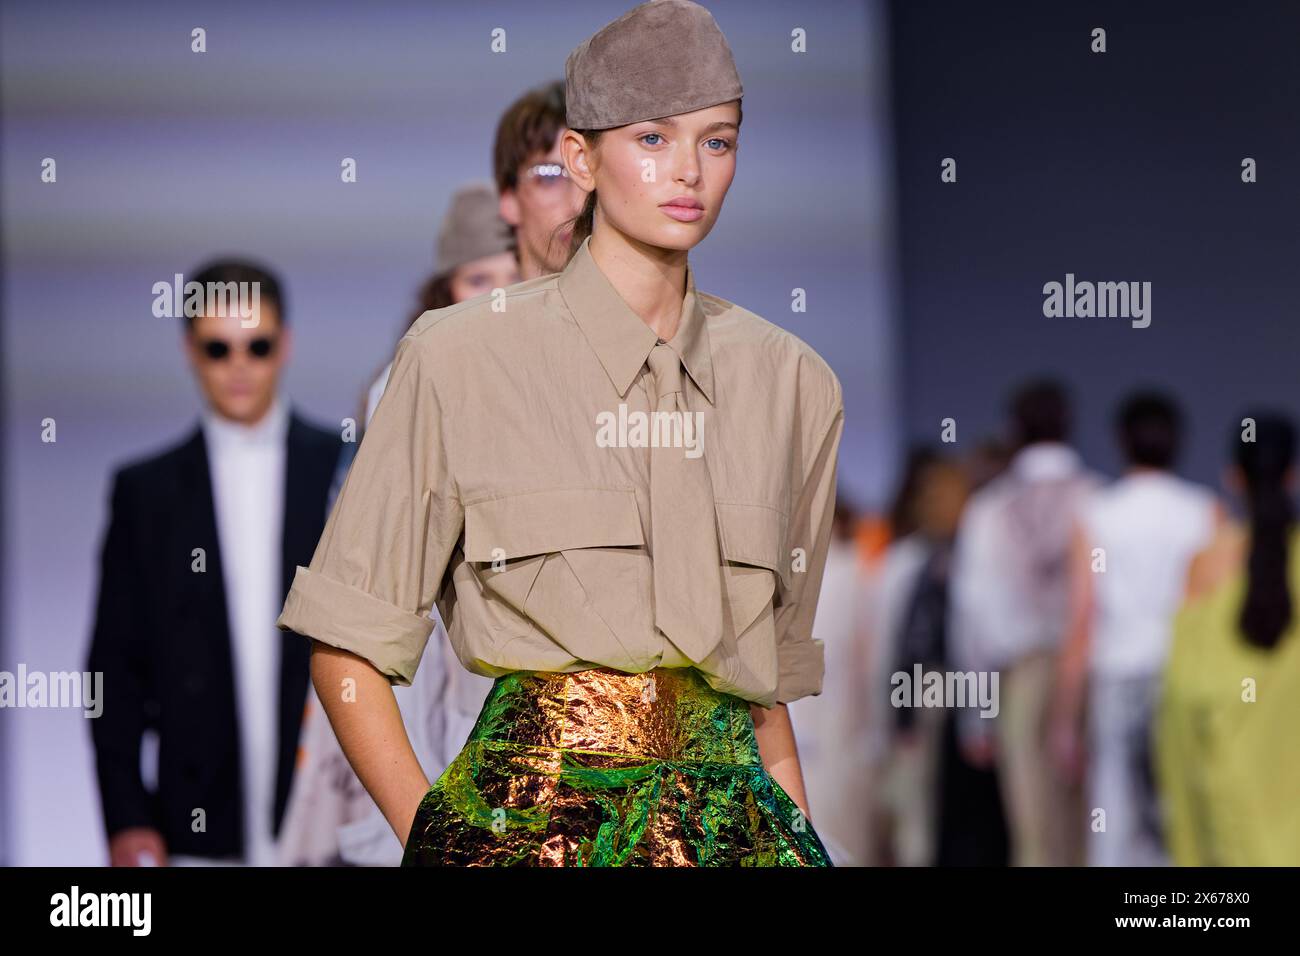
[639,132,665,146]
[705,137,733,152]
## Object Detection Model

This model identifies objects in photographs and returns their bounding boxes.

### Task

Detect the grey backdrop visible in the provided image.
[890,0,1300,485]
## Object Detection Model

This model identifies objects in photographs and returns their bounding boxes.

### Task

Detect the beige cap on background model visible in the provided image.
[435,181,514,275]
[564,0,744,130]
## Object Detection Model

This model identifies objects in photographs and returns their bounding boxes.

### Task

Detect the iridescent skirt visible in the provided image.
[401,665,833,866]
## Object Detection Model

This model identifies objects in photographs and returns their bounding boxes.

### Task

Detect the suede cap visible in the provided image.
[435,181,513,274]
[565,0,743,130]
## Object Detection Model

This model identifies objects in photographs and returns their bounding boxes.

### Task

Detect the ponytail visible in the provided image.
[1233,412,1297,649]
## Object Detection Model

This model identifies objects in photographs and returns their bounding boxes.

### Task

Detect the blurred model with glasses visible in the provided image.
[273,81,589,866]
[86,259,343,866]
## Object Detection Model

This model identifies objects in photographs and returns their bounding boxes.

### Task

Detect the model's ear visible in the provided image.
[276,324,293,369]
[561,129,596,193]
[499,189,520,228]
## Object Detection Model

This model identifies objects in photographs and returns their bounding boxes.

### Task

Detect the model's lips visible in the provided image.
[660,198,704,222]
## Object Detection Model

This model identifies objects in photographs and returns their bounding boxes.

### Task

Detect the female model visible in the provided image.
[1156,411,1300,865]
[274,182,516,865]
[277,0,845,866]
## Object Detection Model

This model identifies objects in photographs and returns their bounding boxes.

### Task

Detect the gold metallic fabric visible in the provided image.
[401,666,833,866]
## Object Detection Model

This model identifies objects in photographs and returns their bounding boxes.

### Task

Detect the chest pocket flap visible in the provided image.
[715,501,791,636]
[463,487,644,562]
[462,487,648,662]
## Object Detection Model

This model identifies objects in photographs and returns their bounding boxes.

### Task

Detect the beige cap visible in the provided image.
[435,181,514,274]
[565,0,743,130]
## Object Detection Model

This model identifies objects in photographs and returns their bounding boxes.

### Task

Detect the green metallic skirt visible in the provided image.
[401,665,833,866]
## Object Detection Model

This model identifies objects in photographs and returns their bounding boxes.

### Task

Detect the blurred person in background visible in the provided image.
[495,78,587,278]
[360,183,521,426]
[935,439,1013,871]
[277,81,584,865]
[865,445,938,865]
[86,259,342,866]
[277,186,520,865]
[1053,391,1221,866]
[787,491,874,865]
[873,448,1010,866]
[949,379,1102,866]
[880,452,964,866]
[1156,410,1300,866]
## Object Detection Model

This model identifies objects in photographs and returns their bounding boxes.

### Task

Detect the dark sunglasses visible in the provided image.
[198,336,278,361]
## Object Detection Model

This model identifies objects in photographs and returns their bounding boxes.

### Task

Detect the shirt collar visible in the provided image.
[201,392,290,450]
[557,234,715,404]
[1010,441,1081,481]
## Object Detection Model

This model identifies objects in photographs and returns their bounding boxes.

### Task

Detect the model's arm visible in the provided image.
[750,703,812,819]
[276,334,462,847]
[1051,518,1095,780]
[310,641,430,847]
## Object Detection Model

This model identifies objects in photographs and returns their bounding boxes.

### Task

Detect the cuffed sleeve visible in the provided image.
[772,397,845,704]
[276,332,463,686]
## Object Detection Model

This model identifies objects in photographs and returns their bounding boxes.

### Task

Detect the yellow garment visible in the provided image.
[1155,530,1300,865]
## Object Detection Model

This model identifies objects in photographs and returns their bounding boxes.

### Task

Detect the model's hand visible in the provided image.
[109,826,168,867]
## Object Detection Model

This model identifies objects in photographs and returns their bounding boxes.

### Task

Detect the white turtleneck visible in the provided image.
[199,393,289,866]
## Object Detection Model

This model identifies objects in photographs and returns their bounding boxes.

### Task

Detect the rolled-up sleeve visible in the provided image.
[276,332,462,686]
[772,396,845,704]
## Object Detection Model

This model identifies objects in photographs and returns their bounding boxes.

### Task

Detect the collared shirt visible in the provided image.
[276,235,844,708]
[200,392,289,866]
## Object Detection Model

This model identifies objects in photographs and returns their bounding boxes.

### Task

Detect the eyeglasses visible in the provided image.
[522,162,572,187]
[198,335,278,361]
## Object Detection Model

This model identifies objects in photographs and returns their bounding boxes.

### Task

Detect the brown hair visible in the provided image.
[557,101,743,264]
[493,80,567,195]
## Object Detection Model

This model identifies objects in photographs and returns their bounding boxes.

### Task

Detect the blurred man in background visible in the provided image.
[86,259,342,865]
[1054,391,1221,866]
[949,379,1102,866]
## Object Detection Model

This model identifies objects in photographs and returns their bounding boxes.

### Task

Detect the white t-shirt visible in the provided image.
[1080,470,1218,678]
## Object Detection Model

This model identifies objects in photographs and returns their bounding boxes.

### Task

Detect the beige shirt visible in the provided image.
[276,235,844,708]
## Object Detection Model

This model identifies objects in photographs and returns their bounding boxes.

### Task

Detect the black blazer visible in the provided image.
[86,407,341,859]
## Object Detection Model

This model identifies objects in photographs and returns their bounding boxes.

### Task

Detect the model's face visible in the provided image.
[449,251,521,301]
[500,135,585,275]
[569,101,740,253]
[185,305,287,424]
[916,463,969,537]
